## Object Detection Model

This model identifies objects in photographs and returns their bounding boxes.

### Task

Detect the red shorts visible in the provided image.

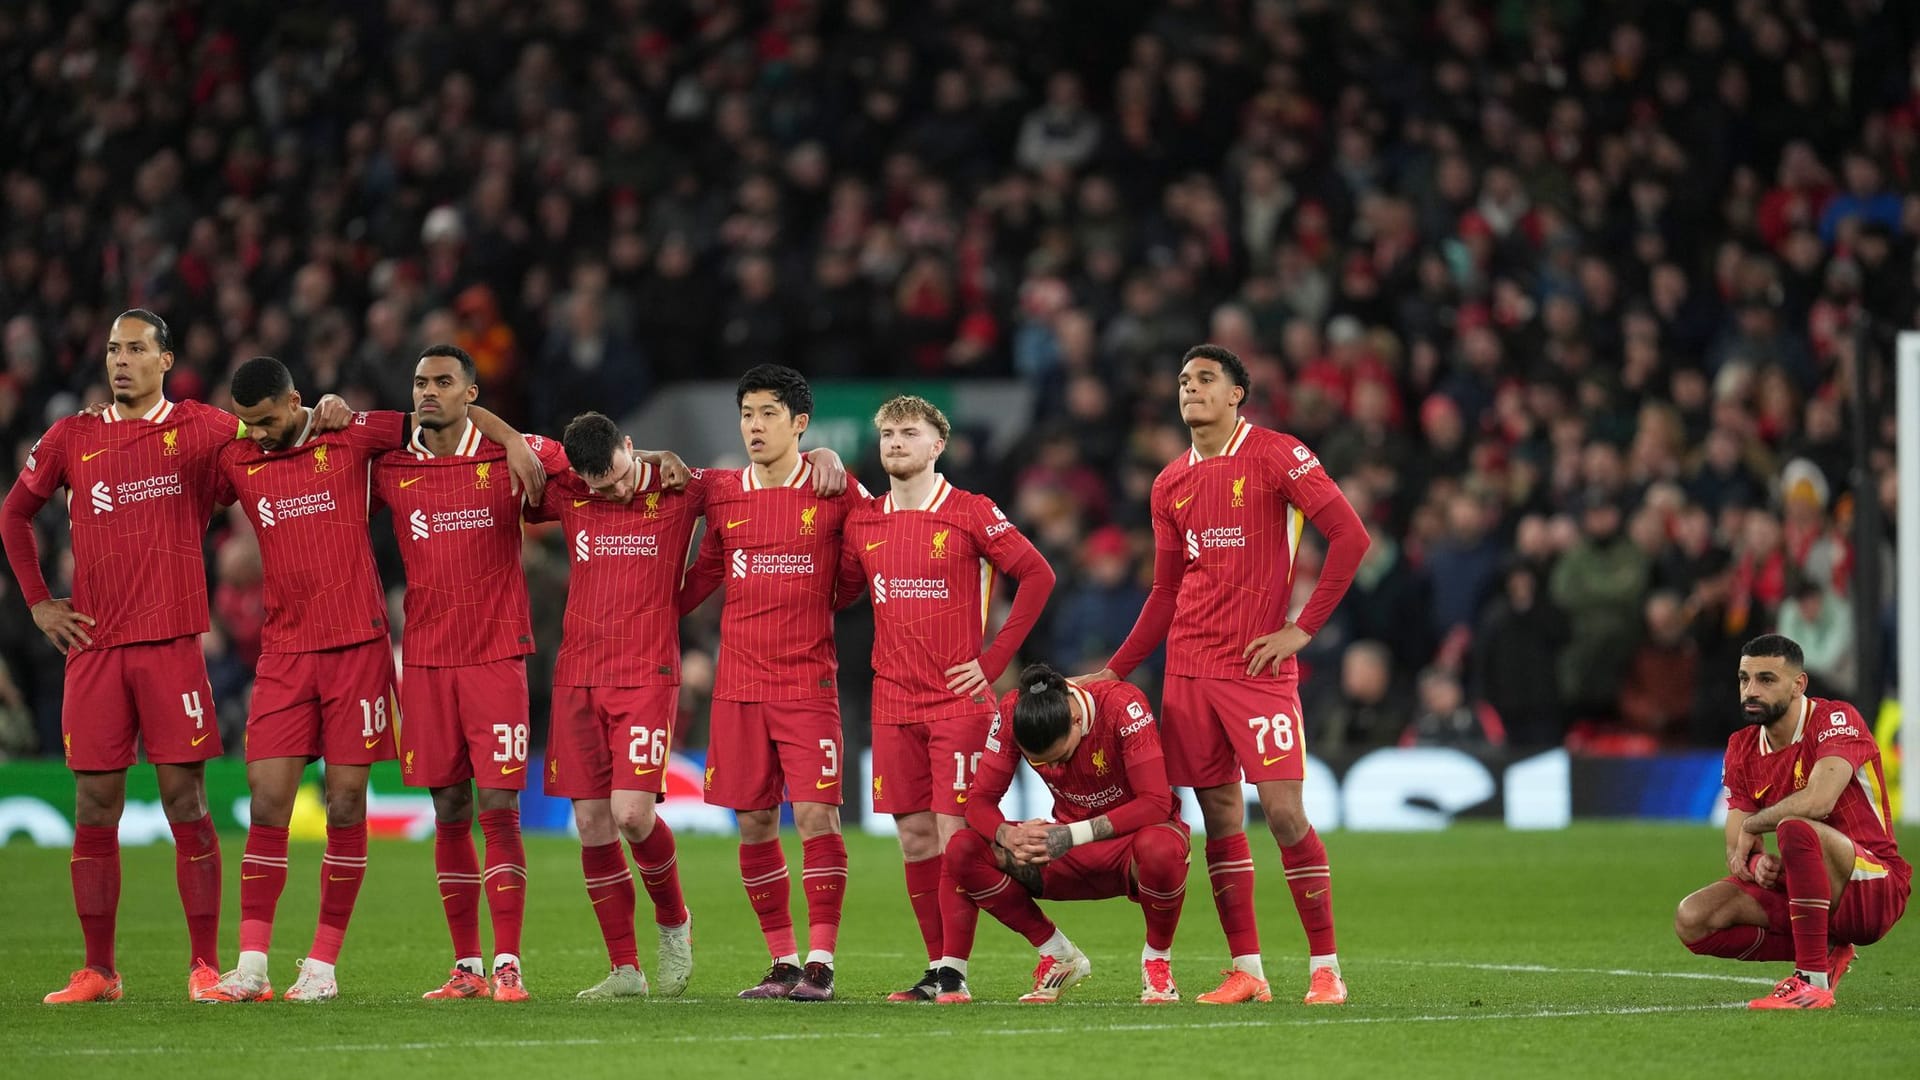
[61,636,220,771]
[871,712,996,817]
[247,639,399,764]
[1041,821,1192,902]
[705,698,843,809]
[1161,674,1306,787]
[398,659,531,790]
[545,685,677,800]
[1722,843,1910,946]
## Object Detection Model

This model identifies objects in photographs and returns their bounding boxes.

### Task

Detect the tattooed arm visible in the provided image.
[1041,816,1115,860]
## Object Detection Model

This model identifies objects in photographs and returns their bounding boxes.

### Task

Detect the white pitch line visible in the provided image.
[1370,958,1779,986]
[17,1002,1763,1058]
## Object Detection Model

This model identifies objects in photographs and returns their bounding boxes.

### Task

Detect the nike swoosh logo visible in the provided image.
[954,793,969,804]
[633,767,656,776]
[399,476,423,488]
[248,464,270,475]
[70,856,90,864]
[1152,903,1179,911]
[242,874,267,881]
[727,519,751,529]
[328,875,356,882]
[364,738,381,749]
[1305,888,1328,899]
[441,893,460,901]
[500,766,524,775]
[495,884,520,892]
[81,449,108,462]
[815,778,837,789]
[573,499,591,507]
[1262,754,1290,766]
[1173,494,1195,509]
[592,895,615,906]
[909,891,932,900]
[1213,884,1233,896]
[191,732,212,747]
[865,540,886,551]
[1753,785,1771,800]
[189,852,216,863]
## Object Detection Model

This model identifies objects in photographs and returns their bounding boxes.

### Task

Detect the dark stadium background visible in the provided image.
[0,1,1913,815]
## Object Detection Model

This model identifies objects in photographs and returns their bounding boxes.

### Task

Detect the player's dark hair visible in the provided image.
[1741,634,1805,670]
[418,343,477,384]
[735,363,813,419]
[562,411,623,476]
[230,356,294,407]
[116,308,173,351]
[1182,343,1251,393]
[1011,662,1074,754]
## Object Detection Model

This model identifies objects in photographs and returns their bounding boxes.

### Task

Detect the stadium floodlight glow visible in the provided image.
[1898,331,1920,824]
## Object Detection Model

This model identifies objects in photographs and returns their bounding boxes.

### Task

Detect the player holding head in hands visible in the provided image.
[373,344,569,1002]
[835,396,1057,1004]
[677,365,865,1001]
[941,663,1189,1004]
[1082,344,1371,1006]
[198,356,541,1005]
[0,311,342,1003]
[1673,635,1908,1008]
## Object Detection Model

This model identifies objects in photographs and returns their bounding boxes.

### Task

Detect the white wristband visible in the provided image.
[1067,820,1095,847]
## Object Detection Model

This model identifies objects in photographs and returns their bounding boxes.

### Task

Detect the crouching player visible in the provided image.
[941,663,1189,1004]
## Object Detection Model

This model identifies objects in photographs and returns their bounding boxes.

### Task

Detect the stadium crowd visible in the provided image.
[2,0,1916,759]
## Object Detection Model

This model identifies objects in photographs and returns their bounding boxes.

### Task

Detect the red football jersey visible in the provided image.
[214,410,408,654]
[975,680,1175,828]
[1723,696,1908,881]
[837,477,1044,725]
[535,462,707,688]
[14,399,240,648]
[1151,418,1342,680]
[682,459,865,701]
[373,422,569,668]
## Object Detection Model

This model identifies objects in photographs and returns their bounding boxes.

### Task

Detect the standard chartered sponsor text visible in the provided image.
[889,576,950,599]
[431,507,495,532]
[115,474,183,502]
[593,533,659,557]
[751,553,815,574]
[273,491,336,520]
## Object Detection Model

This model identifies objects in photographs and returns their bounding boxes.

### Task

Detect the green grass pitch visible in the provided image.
[2,825,1914,1078]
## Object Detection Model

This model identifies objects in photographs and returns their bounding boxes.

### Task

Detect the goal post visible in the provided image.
[1897,332,1919,824]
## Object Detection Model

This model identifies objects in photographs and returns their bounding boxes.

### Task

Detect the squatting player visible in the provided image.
[1085,344,1370,1006]
[530,412,704,999]
[678,364,863,1002]
[944,663,1190,1004]
[200,356,542,1003]
[1674,634,1908,1008]
[835,395,1056,1004]
[1,311,342,1003]
[373,344,568,1002]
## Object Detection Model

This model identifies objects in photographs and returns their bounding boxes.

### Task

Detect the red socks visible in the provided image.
[740,838,796,958]
[1132,826,1190,952]
[309,822,367,965]
[238,824,290,956]
[801,833,849,955]
[1778,819,1832,977]
[582,841,638,968]
[72,824,120,973]
[630,820,687,927]
[1205,833,1261,958]
[904,856,945,962]
[1685,925,1796,961]
[945,828,1051,948]
[170,815,222,969]
[435,818,483,961]
[480,808,527,960]
[1280,827,1337,956]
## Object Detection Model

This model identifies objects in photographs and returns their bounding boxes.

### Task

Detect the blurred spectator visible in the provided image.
[1402,667,1505,751]
[1550,496,1652,719]
[1618,591,1701,743]
[1050,526,1150,676]
[1311,641,1408,755]
[1776,582,1856,700]
[1471,564,1570,749]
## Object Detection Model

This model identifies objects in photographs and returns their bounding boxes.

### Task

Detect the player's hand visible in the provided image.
[638,450,691,491]
[1727,830,1760,881]
[79,400,109,418]
[945,658,990,698]
[1750,852,1781,889]
[805,448,848,496]
[31,599,96,654]
[1242,623,1312,677]
[309,394,352,432]
[504,436,545,504]
[1003,820,1053,864]
[1074,667,1119,684]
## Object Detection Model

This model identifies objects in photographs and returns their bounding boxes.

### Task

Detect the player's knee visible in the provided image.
[1673,899,1707,943]
[432,785,474,823]
[1776,818,1818,853]
[943,826,989,869]
[73,782,124,826]
[1264,809,1309,847]
[612,801,657,841]
[324,790,367,828]
[1134,826,1191,880]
